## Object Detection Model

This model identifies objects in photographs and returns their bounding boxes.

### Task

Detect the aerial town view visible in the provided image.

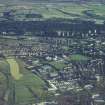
[0,0,105,105]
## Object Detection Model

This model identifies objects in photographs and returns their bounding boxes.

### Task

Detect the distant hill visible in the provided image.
[0,0,105,4]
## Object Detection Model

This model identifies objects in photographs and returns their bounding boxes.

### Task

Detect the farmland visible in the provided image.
[0,58,47,105]
[6,58,23,80]
[1,3,104,23]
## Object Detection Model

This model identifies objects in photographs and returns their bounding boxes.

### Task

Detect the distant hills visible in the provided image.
[0,0,105,4]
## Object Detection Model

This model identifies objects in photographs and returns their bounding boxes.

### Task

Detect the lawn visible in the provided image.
[69,54,89,62]
[49,60,67,70]
[48,54,89,70]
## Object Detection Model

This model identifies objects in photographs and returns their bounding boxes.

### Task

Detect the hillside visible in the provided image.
[0,0,105,4]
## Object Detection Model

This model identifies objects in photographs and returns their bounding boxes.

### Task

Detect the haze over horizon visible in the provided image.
[0,0,105,4]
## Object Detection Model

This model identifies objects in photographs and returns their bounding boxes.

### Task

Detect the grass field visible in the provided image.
[0,72,7,97]
[6,58,23,80]
[0,58,47,105]
[5,3,104,24]
[68,54,89,62]
[0,3,105,23]
[49,60,66,70]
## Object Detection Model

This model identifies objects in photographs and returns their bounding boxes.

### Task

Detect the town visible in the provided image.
[0,2,105,105]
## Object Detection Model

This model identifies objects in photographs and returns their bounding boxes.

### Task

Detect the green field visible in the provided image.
[49,60,66,70]
[6,58,23,80]
[0,3,105,23]
[0,58,47,105]
[4,3,104,24]
[69,54,89,61]
[41,54,89,70]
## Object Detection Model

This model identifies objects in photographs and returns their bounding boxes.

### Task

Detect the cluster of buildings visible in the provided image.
[0,7,105,104]
[0,31,105,104]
